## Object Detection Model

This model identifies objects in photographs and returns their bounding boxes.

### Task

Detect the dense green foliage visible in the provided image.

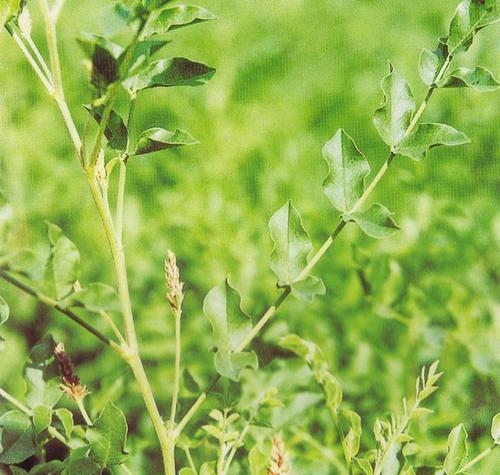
[0,0,499,474]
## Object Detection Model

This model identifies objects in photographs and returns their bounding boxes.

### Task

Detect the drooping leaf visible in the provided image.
[0,0,21,27]
[344,203,399,239]
[199,462,217,475]
[124,57,215,92]
[279,334,343,413]
[268,200,311,285]
[78,33,124,90]
[203,279,257,381]
[339,408,362,462]
[24,335,62,409]
[322,129,370,213]
[131,127,198,156]
[444,423,468,474]
[447,0,499,54]
[438,66,499,92]
[32,405,52,435]
[418,39,448,86]
[86,402,128,467]
[373,64,416,147]
[492,412,500,444]
[43,223,80,301]
[143,5,217,37]
[0,410,36,464]
[84,105,128,151]
[0,294,9,325]
[64,282,121,313]
[182,368,200,394]
[396,123,470,161]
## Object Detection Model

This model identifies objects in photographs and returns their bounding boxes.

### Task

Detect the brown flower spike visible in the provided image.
[268,434,290,475]
[54,342,88,402]
[165,250,184,316]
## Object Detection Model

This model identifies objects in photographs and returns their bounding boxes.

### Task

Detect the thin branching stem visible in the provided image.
[179,50,455,440]
[460,445,497,472]
[77,398,93,426]
[0,268,115,347]
[169,314,182,432]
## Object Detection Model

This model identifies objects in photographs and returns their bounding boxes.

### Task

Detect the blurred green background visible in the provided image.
[0,0,499,473]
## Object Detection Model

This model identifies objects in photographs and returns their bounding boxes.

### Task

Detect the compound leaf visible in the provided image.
[322,129,370,213]
[396,123,470,161]
[373,64,416,147]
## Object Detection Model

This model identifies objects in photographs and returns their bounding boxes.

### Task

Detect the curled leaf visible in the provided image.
[131,127,198,156]
[438,66,499,92]
[344,203,399,239]
[84,104,128,151]
[396,123,470,161]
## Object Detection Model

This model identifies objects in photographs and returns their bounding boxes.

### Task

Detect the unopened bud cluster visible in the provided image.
[165,250,184,316]
[54,342,88,402]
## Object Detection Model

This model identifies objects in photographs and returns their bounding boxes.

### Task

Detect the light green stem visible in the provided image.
[460,445,496,473]
[77,398,93,426]
[169,313,182,432]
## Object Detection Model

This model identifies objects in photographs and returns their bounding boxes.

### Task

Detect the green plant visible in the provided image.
[0,0,498,474]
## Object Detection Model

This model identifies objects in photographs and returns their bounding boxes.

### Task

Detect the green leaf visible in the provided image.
[0,0,21,27]
[143,5,217,37]
[354,458,374,475]
[29,460,65,475]
[182,368,200,394]
[55,408,74,439]
[491,412,500,444]
[339,408,362,461]
[447,0,499,54]
[418,39,448,86]
[84,105,128,151]
[249,445,268,475]
[0,294,9,325]
[131,127,198,156]
[124,57,215,92]
[396,123,470,161]
[344,203,399,239]
[322,129,370,213]
[78,33,124,90]
[86,402,128,467]
[24,335,62,409]
[43,223,80,301]
[203,279,257,381]
[373,64,416,147]
[268,200,313,285]
[438,66,499,92]
[0,411,36,464]
[444,423,468,474]
[279,334,343,412]
[65,282,121,313]
[291,275,326,301]
[32,405,52,435]
[200,462,217,475]
[119,38,170,75]
[179,469,197,475]
[63,454,101,475]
